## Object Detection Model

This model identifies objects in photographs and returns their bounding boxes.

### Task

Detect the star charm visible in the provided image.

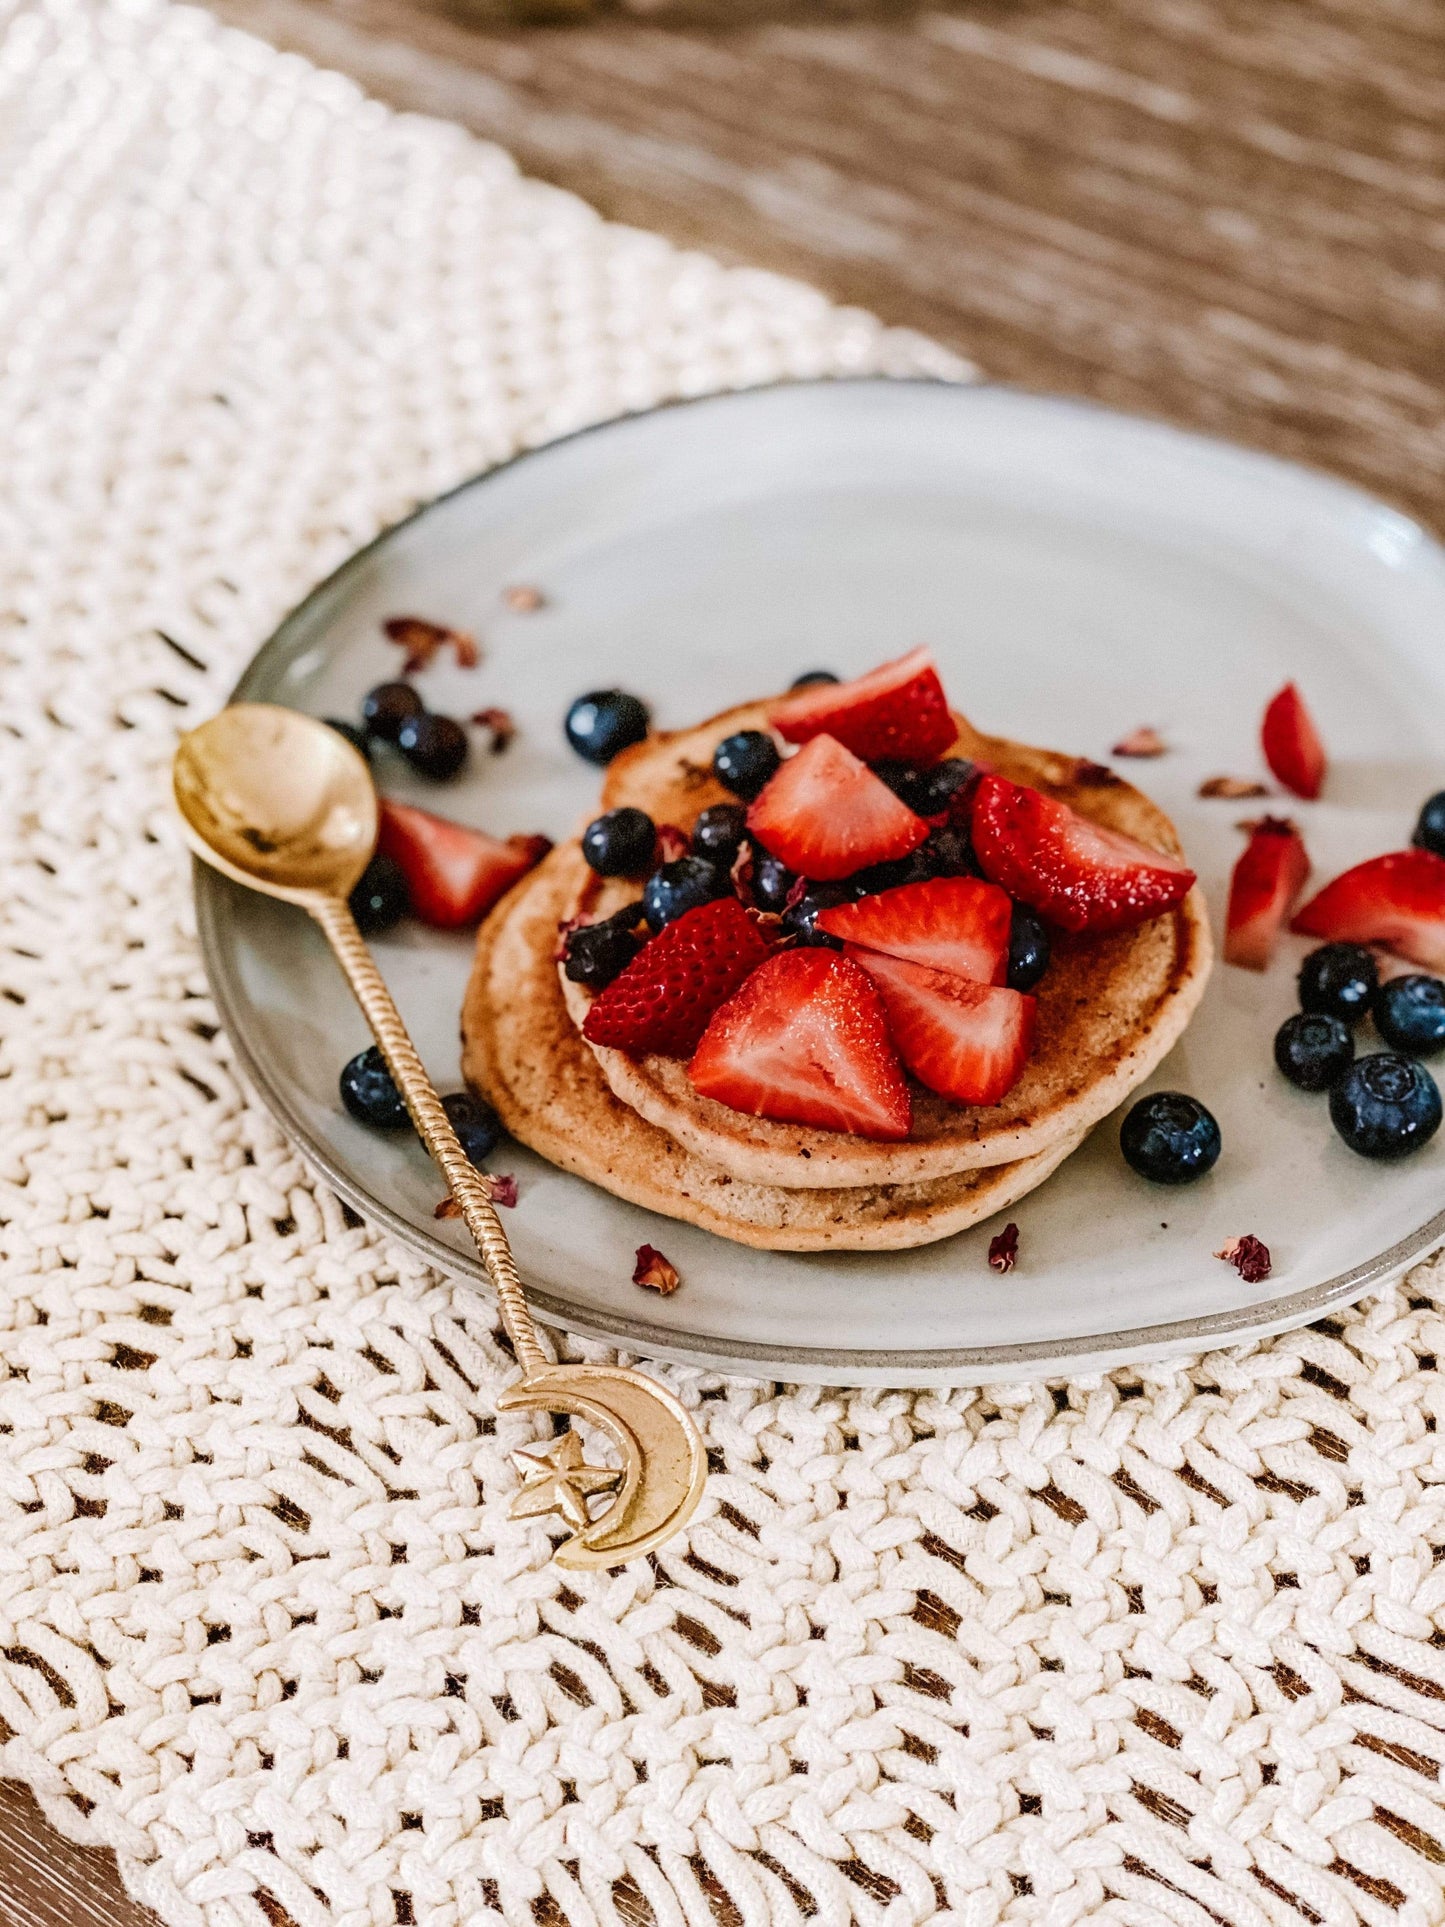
[509,1431,623,1532]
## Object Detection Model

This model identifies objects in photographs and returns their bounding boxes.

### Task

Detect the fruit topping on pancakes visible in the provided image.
[845,947,1036,1107]
[770,645,956,765]
[746,733,929,881]
[815,876,1012,984]
[583,896,774,1058]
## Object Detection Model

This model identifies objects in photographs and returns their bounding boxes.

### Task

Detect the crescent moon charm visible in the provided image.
[500,1364,706,1569]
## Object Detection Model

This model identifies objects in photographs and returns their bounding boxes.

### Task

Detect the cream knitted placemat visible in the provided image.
[3,2,1445,1924]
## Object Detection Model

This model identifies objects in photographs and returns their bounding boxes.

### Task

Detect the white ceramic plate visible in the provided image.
[198,379,1445,1385]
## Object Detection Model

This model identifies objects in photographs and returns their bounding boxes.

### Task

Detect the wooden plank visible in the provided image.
[0,1781,158,1926]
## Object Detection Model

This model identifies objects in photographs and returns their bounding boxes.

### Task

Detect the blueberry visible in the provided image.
[877,757,975,818]
[582,808,656,877]
[325,718,371,759]
[565,690,650,766]
[362,681,424,743]
[790,670,839,688]
[781,882,849,949]
[1413,791,1445,860]
[1007,905,1051,992]
[713,730,781,801]
[1373,974,1445,1057]
[1298,943,1378,1025]
[562,906,643,989]
[918,826,979,879]
[852,852,930,894]
[340,1046,410,1130]
[442,1090,504,1166]
[349,853,410,936]
[1119,1092,1222,1184]
[1329,1052,1442,1160]
[749,850,796,913]
[692,803,748,867]
[1274,1012,1354,1091]
[396,711,469,780]
[643,856,727,931]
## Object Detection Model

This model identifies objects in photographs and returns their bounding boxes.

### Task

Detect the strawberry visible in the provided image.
[970,774,1195,934]
[1261,682,1326,800]
[847,946,1034,1106]
[1291,849,1445,969]
[689,950,911,1139]
[814,876,1012,984]
[1223,817,1311,971]
[746,733,928,882]
[377,799,550,929]
[582,896,773,1057]
[769,647,957,766]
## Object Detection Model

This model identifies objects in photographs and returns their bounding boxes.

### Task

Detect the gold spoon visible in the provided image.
[173,703,705,1568]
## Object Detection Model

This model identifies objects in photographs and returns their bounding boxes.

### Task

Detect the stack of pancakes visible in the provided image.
[462,700,1212,1250]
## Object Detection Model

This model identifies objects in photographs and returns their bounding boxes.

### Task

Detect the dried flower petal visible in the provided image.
[503,584,545,613]
[1199,775,1269,800]
[633,1244,680,1293]
[677,758,715,792]
[1113,726,1166,758]
[988,1222,1020,1273]
[383,615,480,672]
[1236,815,1299,837]
[1215,1234,1271,1283]
[783,875,809,912]
[471,706,516,753]
[730,843,756,905]
[1073,760,1117,787]
[435,1173,517,1218]
[434,1197,460,1220]
[654,824,690,864]
[554,916,583,962]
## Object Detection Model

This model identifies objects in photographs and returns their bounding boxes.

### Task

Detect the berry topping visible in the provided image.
[1297,942,1378,1024]
[747,733,929,882]
[583,896,774,1058]
[747,849,796,912]
[1274,1012,1353,1091]
[712,729,781,801]
[846,947,1035,1106]
[689,949,911,1139]
[1261,682,1326,800]
[1119,1093,1221,1184]
[1414,791,1445,861]
[874,757,977,819]
[1291,848,1445,969]
[325,718,371,759]
[340,1046,409,1129]
[1223,817,1310,971]
[815,876,1011,984]
[779,883,850,949]
[692,803,748,867]
[1006,904,1051,993]
[988,1223,1020,1273]
[642,854,728,931]
[971,774,1195,934]
[1373,974,1445,1057]
[633,1244,681,1293]
[565,690,650,765]
[582,807,656,877]
[561,905,643,990]
[349,853,410,936]
[1216,1235,1271,1283]
[770,646,956,766]
[442,1090,504,1165]
[377,799,550,929]
[396,710,469,781]
[362,680,424,743]
[789,670,839,688]
[1329,1053,1442,1160]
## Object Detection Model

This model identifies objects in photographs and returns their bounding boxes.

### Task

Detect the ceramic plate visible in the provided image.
[198,379,1445,1385]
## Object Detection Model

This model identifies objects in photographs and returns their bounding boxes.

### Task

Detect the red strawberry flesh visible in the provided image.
[689,949,911,1139]
[769,647,957,765]
[846,945,1035,1106]
[746,733,928,882]
[1223,817,1311,971]
[815,876,1012,984]
[582,895,773,1057]
[970,774,1194,934]
[1291,848,1445,969]
[1261,682,1326,800]
[377,799,550,929]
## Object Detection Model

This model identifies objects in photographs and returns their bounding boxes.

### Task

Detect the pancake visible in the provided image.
[558,699,1212,1188]
[461,848,1085,1252]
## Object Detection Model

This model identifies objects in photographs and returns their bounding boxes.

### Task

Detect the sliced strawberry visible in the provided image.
[582,896,773,1057]
[815,877,1012,984]
[1291,849,1445,969]
[1261,682,1325,800]
[1223,817,1311,970]
[970,774,1195,934]
[746,734,928,882]
[769,647,957,765]
[376,799,550,929]
[689,949,911,1139]
[847,946,1034,1106]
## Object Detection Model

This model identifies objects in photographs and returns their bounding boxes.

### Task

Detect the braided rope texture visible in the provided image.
[2,1,1445,1922]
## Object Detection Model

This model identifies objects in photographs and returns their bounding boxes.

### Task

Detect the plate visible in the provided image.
[198,379,1445,1385]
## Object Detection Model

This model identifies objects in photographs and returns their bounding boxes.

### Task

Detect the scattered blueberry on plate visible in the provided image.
[349,853,410,936]
[1413,790,1445,861]
[1006,904,1050,992]
[1373,974,1445,1058]
[582,808,657,877]
[1274,1011,1353,1091]
[396,710,469,780]
[1329,1052,1442,1160]
[362,680,425,743]
[1297,942,1377,1025]
[566,690,650,765]
[340,1046,410,1129]
[1120,1092,1222,1184]
[643,855,727,931]
[789,670,838,687]
[442,1090,504,1166]
[713,729,781,801]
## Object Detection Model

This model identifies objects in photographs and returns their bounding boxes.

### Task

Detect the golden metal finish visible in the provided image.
[174,703,706,1566]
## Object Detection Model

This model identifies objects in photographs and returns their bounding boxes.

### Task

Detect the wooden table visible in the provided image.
[6,1,1442,1919]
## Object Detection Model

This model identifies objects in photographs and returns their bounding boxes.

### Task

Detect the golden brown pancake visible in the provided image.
[461,848,1085,1251]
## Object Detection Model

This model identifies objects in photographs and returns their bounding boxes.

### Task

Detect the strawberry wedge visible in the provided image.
[747,733,928,881]
[1224,818,1311,971]
[815,876,1012,984]
[970,774,1195,934]
[583,896,773,1058]
[1261,682,1326,801]
[847,946,1035,1106]
[769,647,957,766]
[1291,849,1445,969]
[377,799,550,928]
[689,950,911,1139]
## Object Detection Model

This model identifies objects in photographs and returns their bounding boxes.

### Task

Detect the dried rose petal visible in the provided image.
[1073,761,1117,787]
[471,706,516,753]
[633,1243,680,1293]
[654,824,690,864]
[730,844,756,905]
[503,584,545,613]
[988,1222,1020,1273]
[783,875,809,912]
[1216,1235,1271,1284]
[554,916,583,962]
[383,615,480,672]
[1199,775,1270,800]
[1112,726,1166,758]
[434,1197,460,1221]
[1236,814,1299,837]
[435,1174,517,1218]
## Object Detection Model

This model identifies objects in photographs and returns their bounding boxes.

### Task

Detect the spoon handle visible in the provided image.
[310,893,549,1379]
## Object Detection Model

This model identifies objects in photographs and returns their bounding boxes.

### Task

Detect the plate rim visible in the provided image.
[196,375,1445,1381]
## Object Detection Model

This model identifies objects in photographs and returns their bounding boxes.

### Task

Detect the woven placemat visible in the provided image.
[3,2,1445,1923]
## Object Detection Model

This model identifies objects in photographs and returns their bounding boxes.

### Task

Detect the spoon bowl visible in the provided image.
[174,704,377,901]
